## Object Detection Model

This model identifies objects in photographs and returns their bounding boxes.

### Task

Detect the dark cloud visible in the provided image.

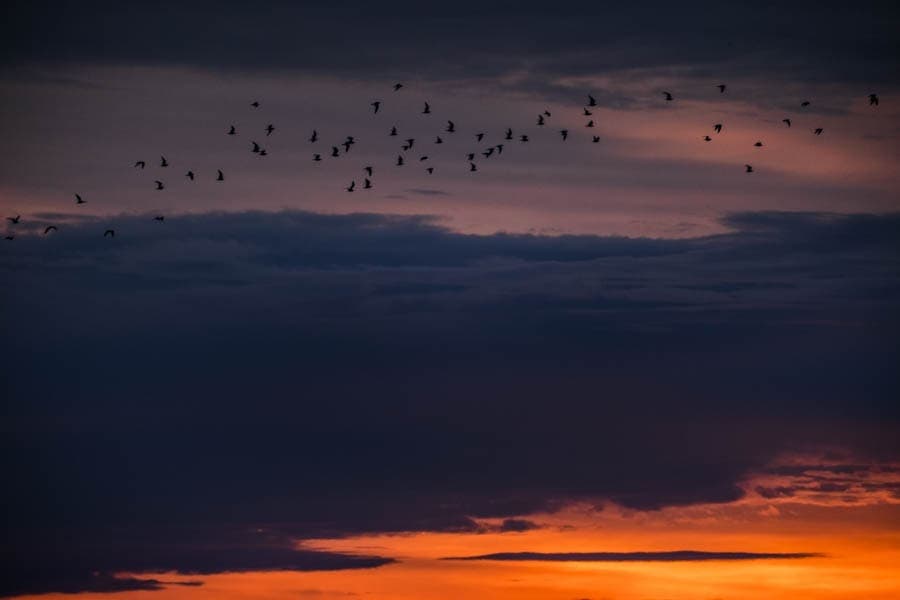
[443,551,823,562]
[1,209,898,595]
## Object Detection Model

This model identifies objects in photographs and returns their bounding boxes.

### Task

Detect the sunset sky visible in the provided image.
[1,1,899,599]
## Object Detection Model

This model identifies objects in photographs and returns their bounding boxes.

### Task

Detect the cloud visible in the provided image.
[443,551,823,562]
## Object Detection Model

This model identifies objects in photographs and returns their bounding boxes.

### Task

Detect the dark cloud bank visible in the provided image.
[1,208,898,595]
[445,551,822,562]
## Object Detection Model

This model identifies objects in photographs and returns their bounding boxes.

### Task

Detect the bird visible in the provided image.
[476,133,485,141]
[155,180,164,190]
[252,141,261,153]
[714,123,723,133]
[662,91,673,101]
[466,152,475,161]
[482,148,494,158]
[134,160,145,169]
[505,128,513,140]
[426,167,434,174]
[342,140,352,153]
[801,100,810,107]
[265,124,275,136]
[422,102,431,114]
[154,216,165,222]
[405,138,415,149]
[396,155,404,166]
[583,108,592,116]
[250,101,260,108]
[228,125,236,135]
[543,110,551,116]
[364,178,372,189]
[446,120,455,133]
[588,94,597,106]
[592,136,600,143]
[435,136,443,144]
[364,166,373,176]
[393,83,403,91]
[371,101,381,114]
[782,118,792,127]
[420,155,429,161]
[6,215,20,224]
[869,93,879,106]
[331,146,340,157]
[717,84,727,93]
[586,120,594,127]
[745,164,754,173]
[313,153,322,161]
[43,225,57,235]
[259,149,267,156]
[104,229,115,238]
[390,126,398,136]
[537,114,545,126]
[216,170,224,181]
[186,171,195,180]
[309,130,318,142]
[703,136,712,142]
[754,141,763,147]
[4,235,13,240]
[560,129,568,140]
[814,128,824,135]
[520,134,529,142]
[75,194,86,204]
[496,144,504,154]
[346,180,355,192]
[160,156,168,167]
[469,162,477,172]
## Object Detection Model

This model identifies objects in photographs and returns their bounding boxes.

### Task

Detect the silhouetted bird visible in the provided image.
[265,124,275,136]
[814,128,823,135]
[313,154,322,161]
[446,120,455,132]
[663,91,673,101]
[259,149,267,156]
[364,178,372,189]
[420,155,429,161]
[754,141,763,147]
[520,134,529,142]
[783,118,792,127]
[469,162,477,172]
[592,136,600,143]
[228,125,236,135]
[342,140,352,152]
[801,100,810,107]
[44,225,57,234]
[496,144,504,154]
[252,141,261,153]
[216,170,224,181]
[331,146,340,157]
[586,120,594,127]
[75,194,86,204]
[396,155,404,166]
[155,180,164,190]
[544,110,551,116]
[588,94,597,107]
[537,114,545,126]
[186,171,195,180]
[371,101,381,114]
[869,93,879,106]
[717,84,727,93]
[6,215,20,224]
[703,136,712,142]
[560,129,568,140]
[390,126,398,136]
[422,102,431,114]
[505,128,513,140]
[482,148,494,158]
[745,164,754,173]
[104,229,115,238]
[405,138,415,149]
[476,132,485,141]
[714,123,723,133]
[466,153,475,161]
[154,216,165,222]
[160,156,168,167]
[435,136,443,144]
[310,130,318,142]
[346,180,355,192]
[251,101,260,107]
[584,108,592,116]
[364,166,373,176]
[134,160,145,169]
[393,83,403,91]
[426,167,434,174]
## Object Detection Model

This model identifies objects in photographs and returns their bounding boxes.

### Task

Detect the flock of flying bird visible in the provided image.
[2,84,882,241]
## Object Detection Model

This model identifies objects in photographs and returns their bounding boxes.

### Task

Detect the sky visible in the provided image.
[1,1,899,598]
